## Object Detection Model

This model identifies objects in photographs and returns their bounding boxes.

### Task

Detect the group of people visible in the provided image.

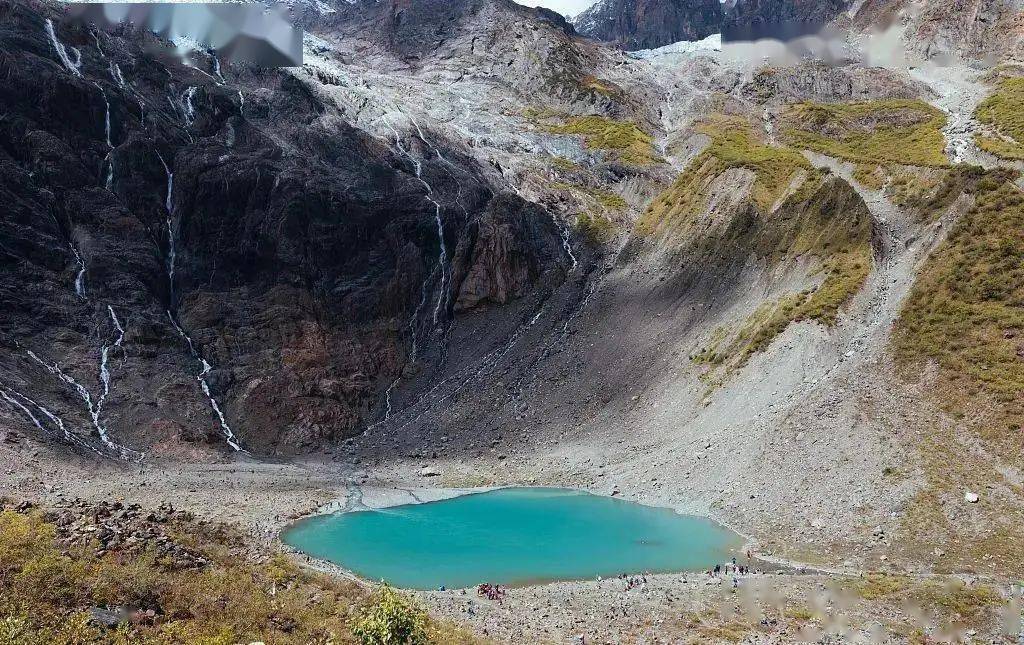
[619,572,649,591]
[476,582,507,601]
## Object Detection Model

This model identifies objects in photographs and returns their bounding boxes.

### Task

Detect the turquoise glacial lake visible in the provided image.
[281,487,742,589]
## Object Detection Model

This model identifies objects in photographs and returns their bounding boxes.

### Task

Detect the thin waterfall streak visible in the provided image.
[109,61,125,88]
[105,153,114,191]
[212,52,226,83]
[0,388,44,434]
[91,30,105,58]
[431,199,448,325]
[70,244,87,298]
[2,386,104,455]
[168,312,244,452]
[157,151,176,298]
[554,213,577,272]
[45,19,81,77]
[25,349,140,460]
[382,117,449,328]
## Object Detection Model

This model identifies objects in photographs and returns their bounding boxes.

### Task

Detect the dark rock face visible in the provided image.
[0,0,569,458]
[722,0,850,41]
[323,0,576,61]
[572,0,723,50]
[572,0,851,50]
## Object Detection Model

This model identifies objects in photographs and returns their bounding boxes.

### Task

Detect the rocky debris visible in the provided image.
[964,491,980,503]
[4,498,213,570]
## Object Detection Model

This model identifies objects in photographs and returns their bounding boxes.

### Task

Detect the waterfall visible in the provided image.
[167,312,243,452]
[109,61,125,88]
[70,243,86,298]
[93,83,113,148]
[26,346,141,461]
[0,387,78,448]
[429,200,447,324]
[156,151,176,298]
[237,89,245,116]
[556,214,578,272]
[97,306,126,416]
[182,86,197,127]
[212,52,226,83]
[383,119,449,328]
[105,153,114,191]
[2,382,105,455]
[44,19,82,77]
[91,29,104,58]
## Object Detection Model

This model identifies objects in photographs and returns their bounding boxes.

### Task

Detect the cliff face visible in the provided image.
[572,0,723,50]
[0,0,571,458]
[721,0,849,41]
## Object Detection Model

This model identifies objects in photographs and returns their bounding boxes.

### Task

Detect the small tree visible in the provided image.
[352,584,428,645]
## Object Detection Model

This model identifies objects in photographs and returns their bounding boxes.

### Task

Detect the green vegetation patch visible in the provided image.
[545,115,661,165]
[575,211,616,243]
[637,117,822,236]
[551,182,627,211]
[782,99,949,167]
[638,117,872,374]
[0,508,477,645]
[975,78,1024,160]
[893,169,1024,441]
[579,75,626,101]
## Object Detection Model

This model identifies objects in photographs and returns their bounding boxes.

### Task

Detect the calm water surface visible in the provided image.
[282,487,741,589]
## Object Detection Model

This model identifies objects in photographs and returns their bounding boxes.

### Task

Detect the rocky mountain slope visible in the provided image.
[0,0,575,459]
[3,0,1024,640]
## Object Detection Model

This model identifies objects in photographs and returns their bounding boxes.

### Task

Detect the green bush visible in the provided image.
[353,585,428,645]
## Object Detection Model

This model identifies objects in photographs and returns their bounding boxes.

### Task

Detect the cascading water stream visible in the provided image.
[156,151,176,298]
[0,385,101,454]
[109,62,125,88]
[167,312,243,452]
[25,308,141,462]
[70,244,87,298]
[556,215,578,272]
[383,119,449,327]
[154,149,238,451]
[44,19,81,77]
[105,154,114,191]
[181,86,197,127]
[212,52,226,83]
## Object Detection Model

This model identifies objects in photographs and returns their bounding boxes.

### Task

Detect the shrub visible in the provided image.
[352,585,428,645]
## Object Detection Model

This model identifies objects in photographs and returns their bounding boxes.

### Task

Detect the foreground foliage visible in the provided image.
[0,508,475,645]
[353,586,428,645]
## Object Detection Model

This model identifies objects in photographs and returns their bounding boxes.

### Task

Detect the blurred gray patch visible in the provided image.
[67,3,303,67]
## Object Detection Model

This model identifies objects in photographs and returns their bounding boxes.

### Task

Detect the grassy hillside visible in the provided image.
[637,117,872,376]
[782,99,949,167]
[892,168,1024,574]
[975,77,1024,160]
[894,168,1024,450]
[0,504,478,645]
[544,115,661,165]
[637,117,821,237]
